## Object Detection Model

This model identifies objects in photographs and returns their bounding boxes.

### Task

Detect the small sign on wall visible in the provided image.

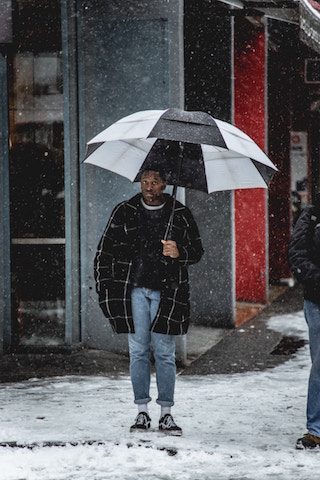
[290,131,308,190]
[305,59,320,84]
[290,131,308,223]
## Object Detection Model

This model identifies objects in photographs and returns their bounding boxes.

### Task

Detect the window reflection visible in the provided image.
[9,0,65,348]
[10,137,65,239]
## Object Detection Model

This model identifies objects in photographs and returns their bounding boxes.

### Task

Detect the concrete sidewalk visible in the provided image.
[0,284,304,383]
[183,282,305,375]
[185,284,291,367]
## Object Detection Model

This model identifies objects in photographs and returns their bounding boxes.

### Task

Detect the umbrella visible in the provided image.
[84,108,277,237]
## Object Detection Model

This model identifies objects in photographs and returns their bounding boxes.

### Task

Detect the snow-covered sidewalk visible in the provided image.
[0,311,318,480]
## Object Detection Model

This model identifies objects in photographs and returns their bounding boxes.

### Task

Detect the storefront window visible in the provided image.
[9,0,65,347]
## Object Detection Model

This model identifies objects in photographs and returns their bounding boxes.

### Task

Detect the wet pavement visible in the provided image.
[182,283,305,376]
[0,283,305,383]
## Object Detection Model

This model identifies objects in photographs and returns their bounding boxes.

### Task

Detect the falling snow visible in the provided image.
[0,310,318,479]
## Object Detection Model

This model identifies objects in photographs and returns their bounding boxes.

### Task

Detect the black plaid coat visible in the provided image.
[288,205,320,304]
[94,193,204,335]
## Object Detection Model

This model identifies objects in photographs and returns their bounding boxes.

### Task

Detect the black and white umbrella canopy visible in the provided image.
[84,108,277,193]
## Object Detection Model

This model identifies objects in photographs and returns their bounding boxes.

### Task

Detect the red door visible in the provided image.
[234,19,268,303]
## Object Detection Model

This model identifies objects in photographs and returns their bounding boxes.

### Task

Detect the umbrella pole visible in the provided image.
[164,142,183,241]
[164,183,178,241]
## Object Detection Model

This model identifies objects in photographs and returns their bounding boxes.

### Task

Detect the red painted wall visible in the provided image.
[234,20,268,303]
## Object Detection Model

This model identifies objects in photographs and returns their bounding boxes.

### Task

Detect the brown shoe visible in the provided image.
[296,432,320,449]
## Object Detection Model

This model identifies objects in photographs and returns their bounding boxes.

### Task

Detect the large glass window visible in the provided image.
[9,0,65,347]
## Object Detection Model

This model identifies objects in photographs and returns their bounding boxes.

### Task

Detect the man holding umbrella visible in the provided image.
[87,107,276,435]
[94,166,204,436]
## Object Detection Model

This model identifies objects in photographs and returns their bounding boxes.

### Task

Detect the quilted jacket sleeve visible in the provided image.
[176,206,204,267]
[288,206,320,288]
[94,203,125,294]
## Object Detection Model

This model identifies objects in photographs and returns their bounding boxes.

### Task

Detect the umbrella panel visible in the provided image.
[149,117,228,148]
[160,108,217,126]
[251,159,276,187]
[133,139,209,192]
[204,155,268,192]
[84,138,156,182]
[84,142,104,161]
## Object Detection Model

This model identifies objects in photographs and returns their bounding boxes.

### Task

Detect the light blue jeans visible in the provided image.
[128,288,176,407]
[304,300,320,436]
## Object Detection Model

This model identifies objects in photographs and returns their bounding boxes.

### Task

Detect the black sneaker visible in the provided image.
[296,432,320,449]
[130,412,151,432]
[159,414,182,436]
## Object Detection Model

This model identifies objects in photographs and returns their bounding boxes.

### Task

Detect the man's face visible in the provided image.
[140,170,166,206]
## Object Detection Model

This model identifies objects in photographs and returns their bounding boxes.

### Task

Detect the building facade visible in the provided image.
[1,0,320,357]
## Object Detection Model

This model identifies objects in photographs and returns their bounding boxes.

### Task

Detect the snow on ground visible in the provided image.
[0,310,318,480]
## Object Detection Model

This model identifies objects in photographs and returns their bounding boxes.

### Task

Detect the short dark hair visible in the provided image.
[140,165,167,182]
